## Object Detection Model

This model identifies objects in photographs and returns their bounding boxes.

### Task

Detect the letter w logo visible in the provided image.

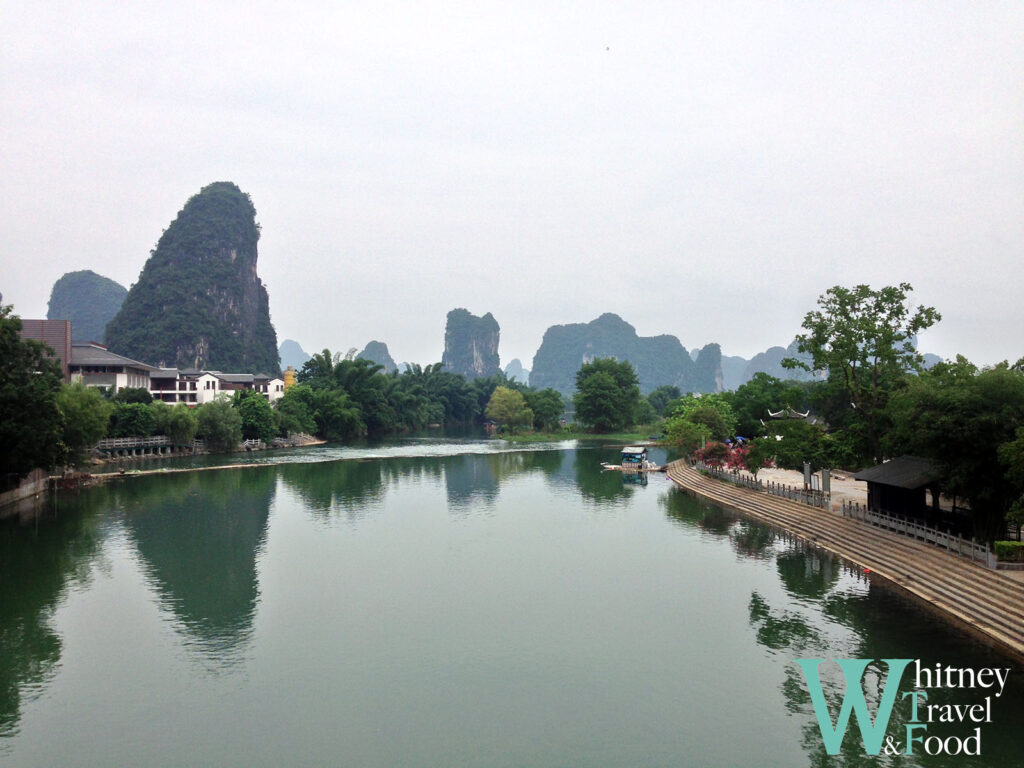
[796,658,912,756]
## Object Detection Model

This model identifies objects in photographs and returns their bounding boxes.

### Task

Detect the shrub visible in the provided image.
[994,541,1024,562]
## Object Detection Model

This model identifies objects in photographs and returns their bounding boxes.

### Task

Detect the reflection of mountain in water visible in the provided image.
[120,469,275,663]
[0,489,108,737]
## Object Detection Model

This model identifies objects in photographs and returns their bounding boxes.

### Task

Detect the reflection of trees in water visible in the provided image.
[120,468,275,666]
[0,489,108,737]
[749,544,1024,767]
[444,450,565,511]
[278,459,385,518]
[573,451,639,504]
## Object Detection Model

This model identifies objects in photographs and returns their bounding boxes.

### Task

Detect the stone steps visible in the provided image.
[666,461,1024,659]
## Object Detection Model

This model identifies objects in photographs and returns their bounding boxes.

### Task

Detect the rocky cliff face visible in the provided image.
[441,309,500,379]
[47,270,127,343]
[528,313,720,395]
[357,340,397,373]
[105,182,279,373]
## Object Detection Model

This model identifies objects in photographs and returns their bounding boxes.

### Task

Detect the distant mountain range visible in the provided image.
[528,313,720,395]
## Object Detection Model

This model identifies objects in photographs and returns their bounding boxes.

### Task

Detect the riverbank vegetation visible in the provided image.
[4,281,1024,541]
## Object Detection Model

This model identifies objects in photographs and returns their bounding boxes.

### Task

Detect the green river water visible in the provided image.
[1,439,1021,766]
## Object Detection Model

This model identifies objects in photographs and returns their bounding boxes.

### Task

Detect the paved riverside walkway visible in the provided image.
[665,460,1024,661]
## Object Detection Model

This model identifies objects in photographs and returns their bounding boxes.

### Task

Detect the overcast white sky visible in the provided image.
[2,2,1022,369]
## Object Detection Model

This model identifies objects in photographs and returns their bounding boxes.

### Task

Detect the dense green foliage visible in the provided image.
[291,352,514,438]
[196,399,243,453]
[530,313,717,395]
[993,541,1024,562]
[105,182,279,373]
[162,403,199,446]
[233,390,276,443]
[887,359,1024,542]
[109,403,157,438]
[485,387,533,434]
[646,385,681,416]
[523,389,564,432]
[46,270,127,344]
[0,306,66,482]
[573,358,641,433]
[111,386,152,404]
[441,309,500,379]
[56,383,112,463]
[784,282,940,465]
[726,373,805,438]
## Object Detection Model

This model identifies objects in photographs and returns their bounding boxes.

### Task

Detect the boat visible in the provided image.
[601,446,663,472]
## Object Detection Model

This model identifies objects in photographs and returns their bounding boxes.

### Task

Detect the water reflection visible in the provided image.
[0,493,107,737]
[664,486,1024,767]
[119,469,275,666]
[278,459,386,518]
[661,488,737,538]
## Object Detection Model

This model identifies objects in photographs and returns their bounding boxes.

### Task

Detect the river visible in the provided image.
[1,439,1021,766]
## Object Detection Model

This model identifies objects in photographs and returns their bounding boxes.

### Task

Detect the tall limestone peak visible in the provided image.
[441,309,500,380]
[693,343,724,393]
[105,182,279,373]
[47,270,127,343]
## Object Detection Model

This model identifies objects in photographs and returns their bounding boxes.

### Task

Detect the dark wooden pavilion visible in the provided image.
[854,455,943,521]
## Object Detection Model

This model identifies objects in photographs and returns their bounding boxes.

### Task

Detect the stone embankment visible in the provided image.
[666,461,1024,661]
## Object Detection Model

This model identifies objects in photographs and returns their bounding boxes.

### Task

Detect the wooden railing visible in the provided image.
[841,500,996,569]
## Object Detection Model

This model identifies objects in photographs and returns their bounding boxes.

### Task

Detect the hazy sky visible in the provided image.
[2,2,1022,370]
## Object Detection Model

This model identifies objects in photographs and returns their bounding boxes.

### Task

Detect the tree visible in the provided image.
[573,358,640,433]
[663,393,737,444]
[161,402,199,446]
[762,419,830,472]
[647,385,682,417]
[999,427,1024,528]
[745,438,775,479]
[887,360,1024,541]
[784,283,940,465]
[111,386,152,404]
[663,417,705,453]
[485,386,533,434]
[233,389,276,443]
[109,402,157,438]
[196,398,243,453]
[727,373,804,438]
[524,388,564,432]
[56,383,112,464]
[0,306,66,481]
[274,387,317,436]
